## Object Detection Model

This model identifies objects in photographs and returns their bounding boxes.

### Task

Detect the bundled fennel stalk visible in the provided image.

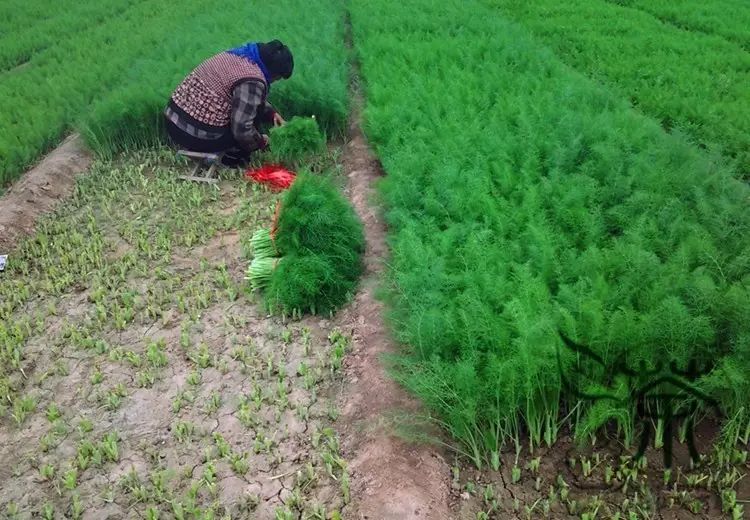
[246,228,282,291]
[246,256,281,292]
[250,228,276,259]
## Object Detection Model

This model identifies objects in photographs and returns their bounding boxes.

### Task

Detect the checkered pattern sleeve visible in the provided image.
[231,80,267,151]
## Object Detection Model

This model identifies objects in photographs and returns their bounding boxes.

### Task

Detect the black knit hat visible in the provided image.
[258,40,294,80]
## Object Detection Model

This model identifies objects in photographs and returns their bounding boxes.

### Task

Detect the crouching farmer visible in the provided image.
[164,40,293,167]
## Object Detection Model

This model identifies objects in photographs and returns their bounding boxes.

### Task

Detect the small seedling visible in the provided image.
[78,418,94,435]
[40,463,55,480]
[203,462,217,486]
[212,433,231,459]
[76,440,101,470]
[46,403,62,422]
[147,339,168,368]
[327,402,339,421]
[191,343,212,369]
[187,370,202,386]
[341,470,351,504]
[41,503,54,520]
[580,456,593,477]
[54,360,70,376]
[137,370,156,388]
[301,328,312,355]
[174,421,195,443]
[483,484,495,504]
[105,391,123,411]
[124,350,142,367]
[230,453,250,475]
[63,467,78,490]
[149,470,169,501]
[70,494,83,520]
[172,391,195,413]
[90,368,104,385]
[237,400,256,428]
[100,432,119,462]
[109,347,124,362]
[171,501,185,520]
[451,465,461,489]
[206,391,221,414]
[328,329,349,373]
[275,507,294,520]
[180,325,191,349]
[527,456,541,474]
[51,418,68,438]
[12,394,36,425]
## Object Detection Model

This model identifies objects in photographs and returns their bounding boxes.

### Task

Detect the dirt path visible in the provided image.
[0,134,92,253]
[334,41,453,518]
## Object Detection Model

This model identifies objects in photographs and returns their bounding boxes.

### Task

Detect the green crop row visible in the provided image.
[80,0,349,158]
[0,0,143,71]
[256,0,349,136]
[0,0,207,185]
[619,0,750,50]
[351,0,750,466]
[488,0,750,177]
[0,0,82,37]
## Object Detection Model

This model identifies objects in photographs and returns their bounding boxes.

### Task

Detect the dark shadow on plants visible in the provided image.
[557,332,722,469]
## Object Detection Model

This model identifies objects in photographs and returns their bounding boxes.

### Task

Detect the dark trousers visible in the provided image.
[165,117,251,167]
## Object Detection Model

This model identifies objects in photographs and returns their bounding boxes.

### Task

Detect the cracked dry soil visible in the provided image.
[0,154,354,519]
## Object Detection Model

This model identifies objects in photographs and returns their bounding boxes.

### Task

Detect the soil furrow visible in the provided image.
[0,134,91,253]
[334,13,452,519]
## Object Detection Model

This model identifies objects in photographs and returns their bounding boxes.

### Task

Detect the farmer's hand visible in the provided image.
[272,112,286,127]
[260,134,270,150]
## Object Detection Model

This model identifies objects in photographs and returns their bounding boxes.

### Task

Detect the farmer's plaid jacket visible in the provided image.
[165,52,276,151]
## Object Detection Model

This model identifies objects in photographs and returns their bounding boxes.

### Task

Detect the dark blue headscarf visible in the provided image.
[227,42,271,83]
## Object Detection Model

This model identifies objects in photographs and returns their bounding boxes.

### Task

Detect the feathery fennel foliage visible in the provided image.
[351,0,750,465]
[624,0,750,51]
[269,117,326,168]
[263,173,365,316]
[486,0,750,176]
[0,0,205,183]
